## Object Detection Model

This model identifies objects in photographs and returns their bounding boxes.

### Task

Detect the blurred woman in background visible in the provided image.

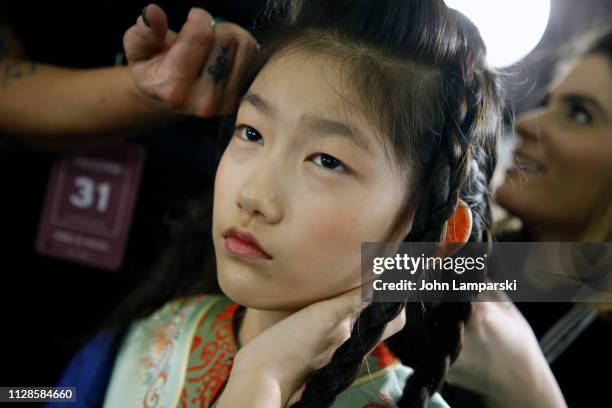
[444,25,612,408]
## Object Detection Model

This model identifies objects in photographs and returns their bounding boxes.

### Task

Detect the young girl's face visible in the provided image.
[212,49,410,310]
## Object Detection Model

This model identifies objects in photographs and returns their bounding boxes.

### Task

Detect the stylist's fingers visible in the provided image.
[191,22,237,116]
[215,23,260,114]
[193,22,259,116]
[166,7,215,80]
[124,3,170,62]
[475,290,517,317]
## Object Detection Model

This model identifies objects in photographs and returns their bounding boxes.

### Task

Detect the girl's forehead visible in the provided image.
[250,51,358,108]
[246,50,390,147]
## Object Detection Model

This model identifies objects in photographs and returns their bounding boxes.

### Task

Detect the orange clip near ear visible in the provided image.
[443,199,472,244]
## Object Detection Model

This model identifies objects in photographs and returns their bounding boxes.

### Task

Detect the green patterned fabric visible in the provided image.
[103,294,450,408]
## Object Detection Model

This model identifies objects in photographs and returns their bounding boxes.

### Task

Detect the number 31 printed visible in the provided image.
[69,176,112,213]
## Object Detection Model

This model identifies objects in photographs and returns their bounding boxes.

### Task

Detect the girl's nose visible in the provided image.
[237,176,283,224]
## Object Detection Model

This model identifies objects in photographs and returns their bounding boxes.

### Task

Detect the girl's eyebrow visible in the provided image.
[241,92,275,116]
[240,92,372,153]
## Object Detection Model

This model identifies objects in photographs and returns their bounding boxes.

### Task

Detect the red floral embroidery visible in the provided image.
[179,303,240,407]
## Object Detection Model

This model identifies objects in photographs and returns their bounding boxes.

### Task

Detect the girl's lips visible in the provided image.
[224,236,272,260]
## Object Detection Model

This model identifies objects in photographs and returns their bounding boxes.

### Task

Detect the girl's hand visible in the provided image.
[446,290,567,408]
[220,287,405,407]
[123,4,259,117]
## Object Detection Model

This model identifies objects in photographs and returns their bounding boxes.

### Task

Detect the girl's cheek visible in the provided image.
[299,199,357,252]
[214,158,241,209]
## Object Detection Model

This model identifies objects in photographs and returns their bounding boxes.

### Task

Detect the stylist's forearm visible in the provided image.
[484,358,567,408]
[0,59,180,145]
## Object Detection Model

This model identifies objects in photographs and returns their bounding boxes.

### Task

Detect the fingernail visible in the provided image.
[212,16,225,26]
[141,6,151,28]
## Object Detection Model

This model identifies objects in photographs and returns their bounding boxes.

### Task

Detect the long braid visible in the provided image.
[393,110,471,407]
[391,63,502,408]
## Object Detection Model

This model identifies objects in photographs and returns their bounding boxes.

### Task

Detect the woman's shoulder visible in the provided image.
[332,344,450,408]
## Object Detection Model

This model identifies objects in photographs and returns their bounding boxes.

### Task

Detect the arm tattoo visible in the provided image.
[0,58,38,88]
[207,46,231,85]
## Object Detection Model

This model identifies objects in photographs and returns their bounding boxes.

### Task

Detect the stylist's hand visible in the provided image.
[123,4,259,117]
[218,287,405,408]
[446,290,566,408]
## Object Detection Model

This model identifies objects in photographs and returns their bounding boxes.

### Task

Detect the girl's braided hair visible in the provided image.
[103,1,504,406]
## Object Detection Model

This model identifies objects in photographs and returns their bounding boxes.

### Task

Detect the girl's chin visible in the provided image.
[218,280,307,311]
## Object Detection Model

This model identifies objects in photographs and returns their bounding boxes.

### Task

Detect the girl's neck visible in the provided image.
[237,307,293,348]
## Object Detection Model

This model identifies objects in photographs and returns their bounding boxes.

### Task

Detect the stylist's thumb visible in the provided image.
[124,3,170,62]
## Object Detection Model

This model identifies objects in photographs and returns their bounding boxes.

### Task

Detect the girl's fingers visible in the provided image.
[166,7,215,80]
[286,384,306,406]
[329,285,367,322]
[380,307,406,341]
[329,286,404,354]
[123,3,169,62]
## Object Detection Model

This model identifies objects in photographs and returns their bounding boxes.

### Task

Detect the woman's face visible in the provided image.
[212,50,409,310]
[496,55,612,237]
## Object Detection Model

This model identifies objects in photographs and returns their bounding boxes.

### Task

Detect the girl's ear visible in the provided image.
[443,198,472,244]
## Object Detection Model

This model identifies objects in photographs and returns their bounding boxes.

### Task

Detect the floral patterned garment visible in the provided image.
[102,295,449,408]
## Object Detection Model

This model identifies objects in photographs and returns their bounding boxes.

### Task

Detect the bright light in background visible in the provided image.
[445,0,551,68]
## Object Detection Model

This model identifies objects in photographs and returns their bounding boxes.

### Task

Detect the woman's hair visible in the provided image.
[584,25,612,57]
[566,23,612,68]
[103,1,505,406]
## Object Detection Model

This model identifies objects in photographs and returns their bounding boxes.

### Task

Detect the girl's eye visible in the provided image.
[569,104,592,125]
[236,125,264,144]
[311,153,347,173]
[233,126,347,174]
